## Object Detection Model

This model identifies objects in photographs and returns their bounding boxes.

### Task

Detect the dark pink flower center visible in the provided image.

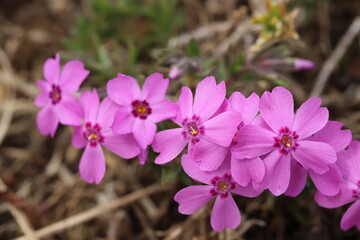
[83,122,104,147]
[131,100,152,120]
[273,126,299,155]
[352,180,360,199]
[210,173,236,199]
[49,85,62,105]
[181,115,205,144]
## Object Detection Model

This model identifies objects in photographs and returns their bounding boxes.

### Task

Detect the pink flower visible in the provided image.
[35,53,90,137]
[285,121,351,197]
[72,90,140,184]
[190,91,265,187]
[169,66,182,80]
[153,76,242,164]
[294,58,315,70]
[106,73,177,149]
[315,141,360,230]
[232,87,337,196]
[174,154,260,232]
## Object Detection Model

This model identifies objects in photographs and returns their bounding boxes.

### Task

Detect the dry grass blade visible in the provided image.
[7,203,39,240]
[213,22,252,59]
[168,20,235,48]
[310,16,360,97]
[0,48,15,147]
[13,183,172,240]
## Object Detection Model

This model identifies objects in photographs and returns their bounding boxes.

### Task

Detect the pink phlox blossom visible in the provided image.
[35,53,90,137]
[72,89,140,184]
[152,76,242,165]
[285,121,351,197]
[315,140,360,230]
[174,153,261,232]
[232,87,337,196]
[190,91,265,187]
[106,73,177,149]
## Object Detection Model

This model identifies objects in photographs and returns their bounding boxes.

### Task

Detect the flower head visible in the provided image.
[294,58,315,70]
[153,76,242,165]
[72,90,140,184]
[35,53,90,137]
[106,73,177,149]
[284,121,351,197]
[232,87,337,195]
[174,154,260,232]
[315,141,360,230]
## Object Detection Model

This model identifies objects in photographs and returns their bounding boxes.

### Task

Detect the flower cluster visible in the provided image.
[35,54,360,232]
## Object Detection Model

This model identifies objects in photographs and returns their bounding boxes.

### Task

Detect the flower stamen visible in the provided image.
[49,85,62,105]
[210,173,235,199]
[131,100,152,119]
[83,122,104,147]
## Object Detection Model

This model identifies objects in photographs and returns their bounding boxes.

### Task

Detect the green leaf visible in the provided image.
[186,39,200,57]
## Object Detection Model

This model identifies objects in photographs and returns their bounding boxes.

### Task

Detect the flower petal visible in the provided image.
[106,74,141,106]
[97,97,119,129]
[153,128,188,164]
[315,186,354,208]
[79,89,99,124]
[284,160,307,197]
[71,126,87,148]
[259,150,291,196]
[149,99,177,123]
[210,196,241,232]
[138,147,148,165]
[59,60,89,93]
[337,141,360,183]
[193,77,226,121]
[133,119,156,149]
[181,154,213,184]
[310,121,352,152]
[34,80,50,107]
[259,87,294,133]
[292,98,328,139]
[55,95,82,126]
[177,87,193,122]
[309,164,342,196]
[341,200,360,230]
[43,53,60,84]
[229,92,259,125]
[211,98,231,118]
[141,73,169,104]
[201,111,242,147]
[232,125,276,159]
[111,107,135,134]
[174,185,213,215]
[36,105,58,137]
[231,183,262,197]
[292,140,336,174]
[102,133,140,159]
[190,140,229,171]
[231,157,265,186]
[79,144,106,184]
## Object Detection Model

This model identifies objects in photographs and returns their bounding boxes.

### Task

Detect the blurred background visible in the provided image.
[0,0,360,239]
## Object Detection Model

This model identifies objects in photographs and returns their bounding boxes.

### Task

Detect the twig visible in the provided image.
[7,203,39,240]
[13,183,171,240]
[133,204,157,240]
[106,211,126,240]
[0,48,15,146]
[168,20,235,48]
[310,16,360,98]
[0,177,7,192]
[213,22,252,59]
